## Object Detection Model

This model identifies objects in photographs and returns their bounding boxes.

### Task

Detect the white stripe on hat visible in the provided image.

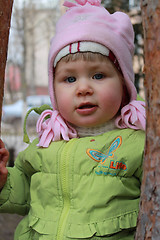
[54,41,109,67]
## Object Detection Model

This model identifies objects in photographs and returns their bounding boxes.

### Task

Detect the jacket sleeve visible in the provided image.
[0,139,40,216]
[0,166,30,215]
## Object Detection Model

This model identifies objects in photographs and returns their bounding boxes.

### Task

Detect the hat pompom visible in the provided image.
[64,0,101,8]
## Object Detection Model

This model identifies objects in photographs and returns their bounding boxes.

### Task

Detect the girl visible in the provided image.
[0,0,146,239]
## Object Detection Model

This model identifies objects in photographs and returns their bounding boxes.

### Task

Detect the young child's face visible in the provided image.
[54,57,123,127]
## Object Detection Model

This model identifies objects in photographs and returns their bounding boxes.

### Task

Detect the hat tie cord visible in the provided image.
[36,110,77,147]
[115,100,146,131]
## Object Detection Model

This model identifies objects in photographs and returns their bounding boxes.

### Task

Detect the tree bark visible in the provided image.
[135,0,160,239]
[0,0,13,133]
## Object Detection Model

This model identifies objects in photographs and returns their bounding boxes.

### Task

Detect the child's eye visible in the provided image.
[93,73,104,80]
[65,76,76,83]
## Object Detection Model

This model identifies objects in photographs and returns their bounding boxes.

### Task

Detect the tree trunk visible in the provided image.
[135,0,160,239]
[0,0,13,133]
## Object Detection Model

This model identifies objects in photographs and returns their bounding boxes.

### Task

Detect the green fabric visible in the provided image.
[0,129,145,240]
[137,94,145,101]
[23,104,52,144]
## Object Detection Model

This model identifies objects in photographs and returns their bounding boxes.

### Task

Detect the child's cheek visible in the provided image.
[56,93,71,117]
[100,88,122,111]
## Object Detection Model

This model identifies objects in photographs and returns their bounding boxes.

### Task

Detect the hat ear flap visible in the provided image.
[112,12,135,56]
[121,83,130,108]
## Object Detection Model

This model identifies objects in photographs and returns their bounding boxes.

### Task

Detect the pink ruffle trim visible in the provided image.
[64,0,101,8]
[115,100,146,130]
[36,110,77,147]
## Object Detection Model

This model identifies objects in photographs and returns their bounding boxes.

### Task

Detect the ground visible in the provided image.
[0,214,23,240]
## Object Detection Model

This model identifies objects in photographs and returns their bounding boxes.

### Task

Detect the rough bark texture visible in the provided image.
[135,1,160,239]
[0,0,13,133]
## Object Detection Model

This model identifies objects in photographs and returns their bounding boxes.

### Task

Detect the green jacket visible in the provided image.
[0,129,145,240]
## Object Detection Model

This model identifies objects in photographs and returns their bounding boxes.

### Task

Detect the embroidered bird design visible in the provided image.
[86,136,122,164]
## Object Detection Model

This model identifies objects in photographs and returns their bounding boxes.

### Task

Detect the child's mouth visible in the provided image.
[79,104,96,109]
[76,103,98,115]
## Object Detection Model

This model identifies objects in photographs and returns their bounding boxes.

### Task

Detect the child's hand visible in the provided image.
[0,139,9,190]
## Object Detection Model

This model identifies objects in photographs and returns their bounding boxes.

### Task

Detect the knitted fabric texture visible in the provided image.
[53,42,121,72]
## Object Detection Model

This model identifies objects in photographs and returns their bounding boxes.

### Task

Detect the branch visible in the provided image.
[0,0,14,134]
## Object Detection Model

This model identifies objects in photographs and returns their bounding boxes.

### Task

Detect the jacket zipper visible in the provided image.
[56,139,76,240]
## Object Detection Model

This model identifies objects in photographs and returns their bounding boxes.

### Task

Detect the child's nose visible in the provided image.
[76,80,94,96]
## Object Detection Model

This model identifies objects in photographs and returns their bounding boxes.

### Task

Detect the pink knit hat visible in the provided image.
[36,0,145,147]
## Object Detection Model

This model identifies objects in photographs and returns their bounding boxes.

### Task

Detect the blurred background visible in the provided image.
[0,0,144,239]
